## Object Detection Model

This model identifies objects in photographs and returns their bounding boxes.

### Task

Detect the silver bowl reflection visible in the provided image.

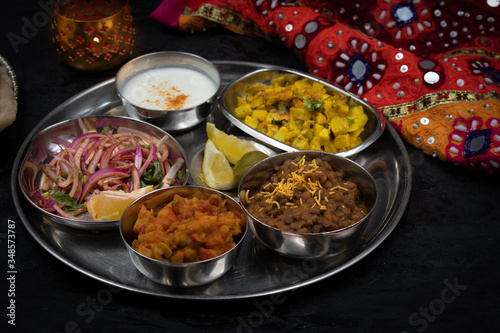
[116,51,220,132]
[218,68,383,157]
[238,151,377,258]
[18,116,188,231]
[120,186,248,287]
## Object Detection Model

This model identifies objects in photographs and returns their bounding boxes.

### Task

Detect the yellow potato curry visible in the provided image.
[234,76,369,153]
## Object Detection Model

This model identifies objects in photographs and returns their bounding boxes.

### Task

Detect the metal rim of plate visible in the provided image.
[11,61,412,300]
[0,53,19,99]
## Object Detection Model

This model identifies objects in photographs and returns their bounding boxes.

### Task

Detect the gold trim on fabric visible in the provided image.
[380,90,500,120]
[442,48,500,61]
[183,4,271,39]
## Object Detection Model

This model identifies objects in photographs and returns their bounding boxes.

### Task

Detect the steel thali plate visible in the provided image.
[11,61,412,300]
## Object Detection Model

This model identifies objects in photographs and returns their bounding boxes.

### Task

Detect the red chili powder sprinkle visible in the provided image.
[145,82,191,110]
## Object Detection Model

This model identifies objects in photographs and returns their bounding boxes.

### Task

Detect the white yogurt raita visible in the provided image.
[121,67,217,110]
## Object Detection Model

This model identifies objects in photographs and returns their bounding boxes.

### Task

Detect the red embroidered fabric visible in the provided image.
[151,0,500,174]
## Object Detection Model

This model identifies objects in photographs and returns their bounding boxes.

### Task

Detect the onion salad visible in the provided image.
[32,119,185,220]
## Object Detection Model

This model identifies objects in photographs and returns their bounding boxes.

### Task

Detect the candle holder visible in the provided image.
[51,0,135,71]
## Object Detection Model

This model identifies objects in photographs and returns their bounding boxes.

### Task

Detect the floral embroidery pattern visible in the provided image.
[446,115,500,172]
[332,37,386,96]
[151,0,500,173]
[469,58,500,86]
[373,0,434,41]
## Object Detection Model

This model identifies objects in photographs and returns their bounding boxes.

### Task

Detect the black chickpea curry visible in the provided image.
[241,155,367,233]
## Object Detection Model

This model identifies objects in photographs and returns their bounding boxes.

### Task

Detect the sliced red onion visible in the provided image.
[53,156,73,188]
[109,146,149,161]
[130,165,140,191]
[68,132,107,148]
[33,190,46,202]
[79,168,129,203]
[134,148,143,171]
[33,190,56,208]
[41,164,60,184]
[53,204,87,220]
[160,158,184,187]
[138,143,157,176]
[45,198,56,208]
[100,142,121,169]
[64,147,81,199]
[35,122,180,218]
[87,147,103,174]
[74,138,91,173]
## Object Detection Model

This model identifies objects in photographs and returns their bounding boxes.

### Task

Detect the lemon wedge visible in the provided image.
[201,139,238,190]
[87,185,154,221]
[206,122,256,164]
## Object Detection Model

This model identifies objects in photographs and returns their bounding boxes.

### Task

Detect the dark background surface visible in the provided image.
[1,1,499,332]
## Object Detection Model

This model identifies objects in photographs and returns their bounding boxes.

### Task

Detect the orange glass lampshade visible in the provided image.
[51,0,135,71]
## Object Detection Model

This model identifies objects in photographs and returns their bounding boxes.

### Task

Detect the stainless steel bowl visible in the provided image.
[218,68,383,157]
[120,186,248,287]
[116,51,220,132]
[238,151,377,258]
[18,116,189,231]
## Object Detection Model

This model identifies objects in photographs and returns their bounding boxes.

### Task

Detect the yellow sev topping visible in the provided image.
[330,185,349,194]
[260,156,329,210]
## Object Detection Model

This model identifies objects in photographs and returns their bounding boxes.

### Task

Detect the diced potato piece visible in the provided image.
[350,127,364,137]
[334,134,351,149]
[318,127,330,146]
[252,109,268,122]
[335,100,349,117]
[234,104,253,120]
[315,112,327,124]
[349,135,363,148]
[249,96,264,108]
[330,117,350,136]
[324,141,338,153]
[257,122,267,133]
[290,107,311,121]
[285,128,301,142]
[292,134,310,150]
[245,82,267,96]
[287,120,300,131]
[266,123,279,134]
[266,128,277,137]
[237,97,248,107]
[313,123,323,138]
[324,109,337,123]
[271,76,286,87]
[273,126,289,142]
[322,99,333,113]
[309,137,322,151]
[312,81,325,94]
[239,75,367,154]
[133,205,154,234]
[294,79,310,91]
[346,104,364,117]
[348,113,368,133]
[301,121,315,141]
[266,87,293,105]
[244,115,259,129]
[155,242,173,259]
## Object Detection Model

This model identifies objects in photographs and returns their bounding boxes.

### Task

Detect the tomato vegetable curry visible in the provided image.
[131,194,246,263]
